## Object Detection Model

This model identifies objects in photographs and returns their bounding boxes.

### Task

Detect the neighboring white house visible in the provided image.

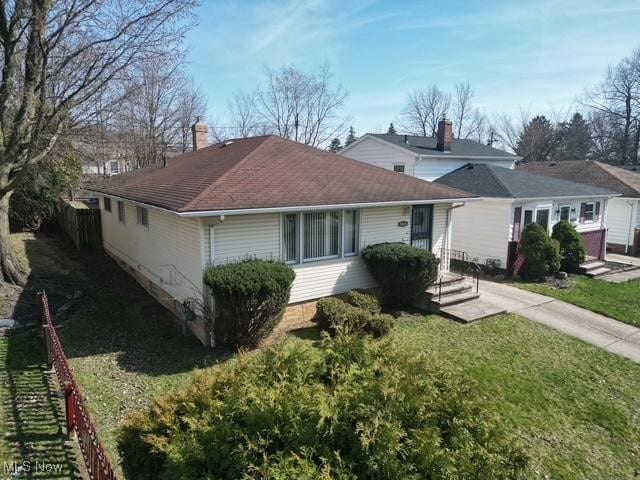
[434,164,617,274]
[340,119,520,181]
[89,131,476,345]
[82,155,130,176]
[518,160,640,256]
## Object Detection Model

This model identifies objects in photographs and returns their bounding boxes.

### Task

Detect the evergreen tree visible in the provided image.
[345,126,357,146]
[515,115,557,163]
[553,113,592,160]
[387,123,398,135]
[328,138,342,152]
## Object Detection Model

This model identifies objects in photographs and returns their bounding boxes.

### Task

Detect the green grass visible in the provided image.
[390,314,640,479]
[513,275,640,327]
[4,233,231,477]
[5,233,640,479]
[0,330,82,477]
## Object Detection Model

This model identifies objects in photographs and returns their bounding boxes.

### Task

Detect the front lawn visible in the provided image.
[513,275,640,327]
[392,314,640,479]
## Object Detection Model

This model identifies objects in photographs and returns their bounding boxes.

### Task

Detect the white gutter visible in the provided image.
[176,197,481,218]
[418,154,521,161]
[506,194,620,202]
[86,189,480,218]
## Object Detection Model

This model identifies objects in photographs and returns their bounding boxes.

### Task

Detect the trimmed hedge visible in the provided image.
[316,296,394,338]
[204,259,295,348]
[346,290,381,314]
[551,220,586,272]
[519,223,561,280]
[118,334,528,479]
[361,243,438,306]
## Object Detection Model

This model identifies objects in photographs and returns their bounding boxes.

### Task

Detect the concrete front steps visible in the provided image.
[419,274,506,323]
[580,257,611,277]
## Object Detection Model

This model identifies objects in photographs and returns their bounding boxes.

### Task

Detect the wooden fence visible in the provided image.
[58,200,102,249]
[39,291,117,480]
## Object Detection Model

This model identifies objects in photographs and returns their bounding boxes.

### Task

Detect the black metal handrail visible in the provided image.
[437,249,481,302]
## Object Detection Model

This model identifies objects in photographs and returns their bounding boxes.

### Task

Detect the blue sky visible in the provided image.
[184,0,640,135]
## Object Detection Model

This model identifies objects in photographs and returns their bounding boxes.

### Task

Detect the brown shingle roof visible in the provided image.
[517,160,640,198]
[90,135,475,213]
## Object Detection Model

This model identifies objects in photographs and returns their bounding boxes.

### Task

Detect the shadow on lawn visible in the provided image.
[14,233,231,377]
[0,329,83,478]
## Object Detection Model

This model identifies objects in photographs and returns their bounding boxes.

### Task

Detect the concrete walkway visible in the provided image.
[480,281,640,363]
[607,253,640,267]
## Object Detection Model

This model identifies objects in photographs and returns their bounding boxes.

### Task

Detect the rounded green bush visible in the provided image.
[551,220,586,272]
[346,290,381,313]
[361,243,438,306]
[315,296,394,338]
[519,223,561,280]
[118,334,527,479]
[204,259,295,348]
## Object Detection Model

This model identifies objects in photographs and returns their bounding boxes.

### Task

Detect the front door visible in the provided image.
[411,205,433,250]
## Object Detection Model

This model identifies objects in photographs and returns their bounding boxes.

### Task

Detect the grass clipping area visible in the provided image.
[392,314,640,479]
[514,276,640,327]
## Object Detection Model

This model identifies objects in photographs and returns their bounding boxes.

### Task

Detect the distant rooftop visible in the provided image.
[365,134,519,159]
[518,160,640,198]
[435,163,616,199]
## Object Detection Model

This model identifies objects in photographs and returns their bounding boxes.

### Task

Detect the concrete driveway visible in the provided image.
[480,281,640,363]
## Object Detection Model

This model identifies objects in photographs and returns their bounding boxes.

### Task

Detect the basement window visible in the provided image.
[136,207,149,227]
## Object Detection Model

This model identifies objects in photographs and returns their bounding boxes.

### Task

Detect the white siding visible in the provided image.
[100,196,203,302]
[204,214,280,265]
[290,258,375,303]
[341,136,416,173]
[510,198,608,236]
[432,204,448,254]
[607,197,639,246]
[415,158,515,182]
[361,206,411,246]
[209,205,451,304]
[450,199,512,267]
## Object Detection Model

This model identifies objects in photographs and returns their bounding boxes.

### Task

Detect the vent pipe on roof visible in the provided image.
[404,134,408,143]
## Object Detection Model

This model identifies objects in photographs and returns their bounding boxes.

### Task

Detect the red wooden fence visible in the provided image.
[38,292,117,480]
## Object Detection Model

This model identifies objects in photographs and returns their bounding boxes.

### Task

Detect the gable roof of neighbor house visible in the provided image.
[434,163,617,199]
[89,135,476,215]
[517,160,640,198]
[345,134,519,159]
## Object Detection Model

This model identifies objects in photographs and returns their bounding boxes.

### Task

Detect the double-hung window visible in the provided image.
[103,197,111,212]
[136,206,149,227]
[584,202,595,222]
[282,209,359,264]
[559,205,570,222]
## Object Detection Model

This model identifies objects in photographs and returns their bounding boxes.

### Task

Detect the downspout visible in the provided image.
[626,200,635,254]
[443,202,466,271]
[205,215,225,347]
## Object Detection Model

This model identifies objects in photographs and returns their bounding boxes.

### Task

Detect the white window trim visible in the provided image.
[559,204,571,222]
[534,207,551,232]
[281,209,360,265]
[136,206,149,229]
[393,164,406,173]
[117,201,126,224]
[583,202,596,223]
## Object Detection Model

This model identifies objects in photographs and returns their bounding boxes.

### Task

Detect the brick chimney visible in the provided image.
[436,118,453,152]
[191,118,208,151]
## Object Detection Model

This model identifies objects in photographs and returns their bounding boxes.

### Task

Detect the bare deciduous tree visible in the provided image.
[400,86,451,137]
[0,0,197,284]
[581,48,640,165]
[256,64,348,147]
